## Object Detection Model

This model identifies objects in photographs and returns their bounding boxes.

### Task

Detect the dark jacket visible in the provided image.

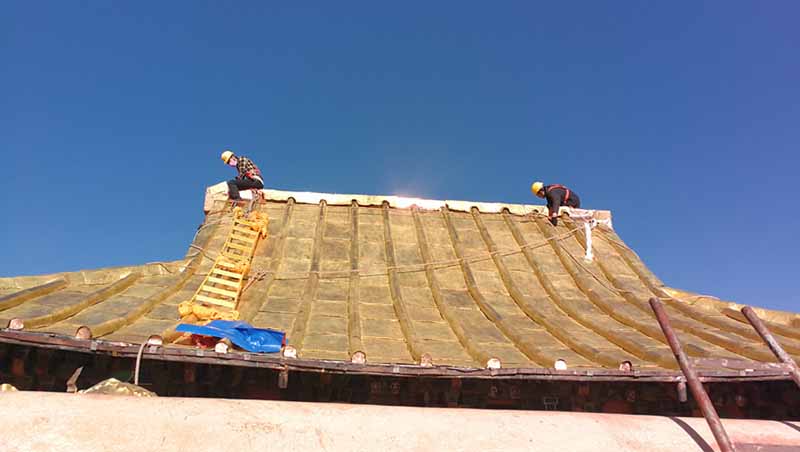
[544,184,581,226]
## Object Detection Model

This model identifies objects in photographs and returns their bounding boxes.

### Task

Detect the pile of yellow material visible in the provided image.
[178,302,239,321]
[178,207,268,322]
[78,378,156,397]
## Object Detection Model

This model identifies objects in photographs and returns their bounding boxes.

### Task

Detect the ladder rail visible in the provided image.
[181,206,269,320]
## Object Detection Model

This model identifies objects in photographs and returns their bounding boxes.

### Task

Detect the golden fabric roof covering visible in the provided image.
[1,184,799,372]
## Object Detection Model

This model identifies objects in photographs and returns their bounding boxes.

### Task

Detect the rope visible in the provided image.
[591,227,680,302]
[231,224,584,285]
[188,243,220,261]
[146,216,231,272]
[594,227,637,254]
[551,217,638,297]
[191,205,579,293]
[132,261,179,274]
[242,270,270,293]
[185,196,265,261]
[559,241,634,296]
[184,218,226,261]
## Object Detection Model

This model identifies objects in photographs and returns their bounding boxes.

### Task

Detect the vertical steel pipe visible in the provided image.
[649,298,736,452]
[741,306,800,389]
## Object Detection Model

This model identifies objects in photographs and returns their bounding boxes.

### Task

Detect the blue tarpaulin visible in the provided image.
[176,320,285,353]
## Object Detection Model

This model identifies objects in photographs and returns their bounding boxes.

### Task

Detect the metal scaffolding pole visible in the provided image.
[741,306,800,389]
[649,298,736,452]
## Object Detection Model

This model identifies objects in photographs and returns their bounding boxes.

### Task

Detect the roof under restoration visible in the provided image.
[2,183,799,375]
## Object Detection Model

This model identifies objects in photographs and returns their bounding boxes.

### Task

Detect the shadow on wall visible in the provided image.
[669,417,714,452]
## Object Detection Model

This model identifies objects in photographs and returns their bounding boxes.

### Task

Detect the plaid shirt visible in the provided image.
[235,156,262,180]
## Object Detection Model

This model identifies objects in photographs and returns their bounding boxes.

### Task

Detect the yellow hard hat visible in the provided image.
[220,150,234,164]
[531,181,544,197]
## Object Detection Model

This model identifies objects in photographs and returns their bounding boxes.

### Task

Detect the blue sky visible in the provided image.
[2,2,798,311]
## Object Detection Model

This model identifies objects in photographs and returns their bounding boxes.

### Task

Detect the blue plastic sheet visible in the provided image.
[176,320,285,353]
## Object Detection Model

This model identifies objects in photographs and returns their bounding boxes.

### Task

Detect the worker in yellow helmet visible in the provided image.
[531,181,581,226]
[220,150,264,200]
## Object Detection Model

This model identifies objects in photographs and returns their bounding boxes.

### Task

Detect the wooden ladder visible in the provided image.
[186,207,268,317]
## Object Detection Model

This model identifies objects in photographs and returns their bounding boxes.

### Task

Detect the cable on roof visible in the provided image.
[187,207,617,302]
[236,223,584,286]
[557,238,634,296]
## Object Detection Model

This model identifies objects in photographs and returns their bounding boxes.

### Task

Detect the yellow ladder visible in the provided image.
[179,207,268,320]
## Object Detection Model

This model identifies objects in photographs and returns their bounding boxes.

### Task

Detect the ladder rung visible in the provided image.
[235,218,259,226]
[216,259,241,269]
[221,250,247,260]
[211,268,244,279]
[226,242,253,252]
[220,255,247,266]
[194,294,236,308]
[230,235,257,246]
[207,276,241,288]
[230,235,257,245]
[200,285,239,298]
[179,209,268,320]
[220,252,247,262]
[235,223,263,232]
[232,226,258,236]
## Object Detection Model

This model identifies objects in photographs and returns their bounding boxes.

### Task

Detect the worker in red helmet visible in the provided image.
[220,150,264,200]
[531,181,581,226]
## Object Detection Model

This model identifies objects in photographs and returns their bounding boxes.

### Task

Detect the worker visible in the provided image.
[221,150,264,200]
[531,181,581,226]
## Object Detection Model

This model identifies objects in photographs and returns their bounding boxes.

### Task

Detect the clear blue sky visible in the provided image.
[2,3,798,311]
